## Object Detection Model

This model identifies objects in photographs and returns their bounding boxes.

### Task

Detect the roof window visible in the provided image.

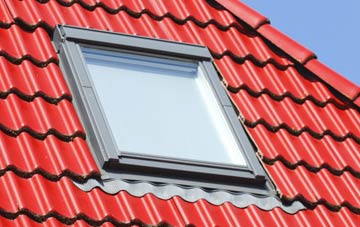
[53,25,270,194]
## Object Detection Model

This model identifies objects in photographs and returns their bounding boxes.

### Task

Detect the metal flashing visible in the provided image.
[55,25,212,61]
[73,178,305,214]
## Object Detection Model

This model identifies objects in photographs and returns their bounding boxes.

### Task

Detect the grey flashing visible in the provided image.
[73,178,306,214]
[53,24,275,196]
[54,25,212,61]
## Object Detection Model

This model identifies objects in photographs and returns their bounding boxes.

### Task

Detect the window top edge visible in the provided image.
[54,25,212,61]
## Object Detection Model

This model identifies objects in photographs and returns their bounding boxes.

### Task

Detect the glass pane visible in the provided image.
[82,48,246,166]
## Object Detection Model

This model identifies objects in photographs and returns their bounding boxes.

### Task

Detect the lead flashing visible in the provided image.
[73,178,306,214]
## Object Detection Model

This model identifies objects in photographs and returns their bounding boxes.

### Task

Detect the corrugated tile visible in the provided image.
[0,26,56,64]
[0,58,70,101]
[248,125,360,174]
[265,162,360,209]
[0,215,116,227]
[41,0,242,30]
[0,172,185,227]
[5,0,293,67]
[231,90,360,140]
[0,131,98,176]
[0,0,13,25]
[0,0,358,226]
[173,196,360,227]
[216,57,348,107]
[0,94,84,137]
[0,172,359,227]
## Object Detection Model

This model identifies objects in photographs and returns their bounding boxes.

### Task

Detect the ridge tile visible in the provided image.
[216,0,269,29]
[305,59,360,102]
[257,24,316,64]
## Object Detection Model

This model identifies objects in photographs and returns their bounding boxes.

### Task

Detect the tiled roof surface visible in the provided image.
[0,0,359,226]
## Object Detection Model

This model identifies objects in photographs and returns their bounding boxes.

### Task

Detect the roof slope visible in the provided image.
[0,0,359,226]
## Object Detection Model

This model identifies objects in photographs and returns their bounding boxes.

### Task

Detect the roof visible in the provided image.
[0,0,359,226]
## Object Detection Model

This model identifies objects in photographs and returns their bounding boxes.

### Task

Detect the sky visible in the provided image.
[240,1,360,86]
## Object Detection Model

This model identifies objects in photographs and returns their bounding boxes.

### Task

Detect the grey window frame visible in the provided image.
[53,25,272,194]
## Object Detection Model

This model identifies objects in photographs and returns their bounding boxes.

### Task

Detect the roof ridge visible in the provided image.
[216,0,360,107]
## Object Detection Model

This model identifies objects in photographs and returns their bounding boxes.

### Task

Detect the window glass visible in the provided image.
[82,48,246,166]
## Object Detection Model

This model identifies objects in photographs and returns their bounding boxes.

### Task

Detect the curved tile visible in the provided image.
[216,57,350,108]
[0,26,56,65]
[0,132,98,177]
[231,90,360,141]
[0,172,186,227]
[6,0,293,67]
[305,59,360,102]
[248,125,360,174]
[0,0,13,26]
[0,216,116,227]
[173,199,359,227]
[0,173,359,227]
[0,58,70,101]
[215,0,269,29]
[0,1,358,226]
[265,162,360,210]
[257,24,316,64]
[36,0,242,31]
[0,94,84,138]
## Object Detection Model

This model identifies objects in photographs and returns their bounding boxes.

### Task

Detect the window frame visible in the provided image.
[53,25,271,194]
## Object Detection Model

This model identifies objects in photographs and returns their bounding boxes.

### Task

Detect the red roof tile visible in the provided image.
[215,0,269,29]
[6,0,293,67]
[0,94,84,138]
[231,90,360,141]
[0,0,359,226]
[305,59,360,101]
[0,172,359,226]
[257,24,316,64]
[0,26,57,65]
[0,0,12,26]
[266,162,360,210]
[248,125,360,174]
[218,0,360,104]
[216,57,351,108]
[0,59,70,102]
[0,132,98,177]
[0,216,116,227]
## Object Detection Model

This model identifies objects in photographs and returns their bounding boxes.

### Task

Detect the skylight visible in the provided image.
[54,25,269,193]
[82,48,246,166]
